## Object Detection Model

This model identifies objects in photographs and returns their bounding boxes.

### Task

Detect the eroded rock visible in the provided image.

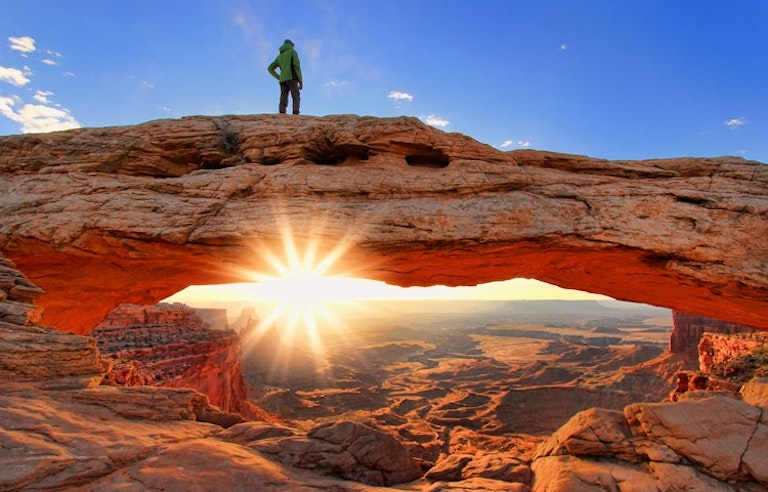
[91,302,267,420]
[0,115,766,332]
[250,420,421,486]
[533,394,768,491]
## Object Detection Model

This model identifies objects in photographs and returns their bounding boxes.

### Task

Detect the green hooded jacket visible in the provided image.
[268,41,302,83]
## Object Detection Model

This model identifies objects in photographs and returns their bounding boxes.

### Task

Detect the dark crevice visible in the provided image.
[405,151,450,168]
[675,195,715,207]
[305,143,370,166]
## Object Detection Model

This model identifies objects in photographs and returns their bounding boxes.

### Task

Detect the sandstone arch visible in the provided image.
[0,114,766,334]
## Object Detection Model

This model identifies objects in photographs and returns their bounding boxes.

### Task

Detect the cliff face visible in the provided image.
[0,115,765,333]
[669,312,763,399]
[670,311,756,360]
[91,303,262,419]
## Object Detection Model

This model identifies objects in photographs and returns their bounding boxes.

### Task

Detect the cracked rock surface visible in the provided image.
[0,114,766,332]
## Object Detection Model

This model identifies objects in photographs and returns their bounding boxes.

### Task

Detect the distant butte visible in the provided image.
[0,114,766,333]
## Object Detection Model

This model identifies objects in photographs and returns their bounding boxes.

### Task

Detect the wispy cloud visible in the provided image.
[388,91,413,103]
[325,80,348,89]
[560,44,568,50]
[725,117,745,129]
[9,36,36,54]
[42,49,62,66]
[33,90,53,104]
[500,139,531,148]
[422,114,449,128]
[0,65,31,86]
[0,96,79,133]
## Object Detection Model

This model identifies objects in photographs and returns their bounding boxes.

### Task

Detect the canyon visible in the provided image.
[0,114,767,490]
[3,255,768,490]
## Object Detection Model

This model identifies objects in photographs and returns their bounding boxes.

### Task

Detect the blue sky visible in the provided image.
[1,0,766,162]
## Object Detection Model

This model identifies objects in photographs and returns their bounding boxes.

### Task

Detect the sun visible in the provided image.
[235,218,369,379]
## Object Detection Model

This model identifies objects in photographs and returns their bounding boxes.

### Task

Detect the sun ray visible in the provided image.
[233,207,373,385]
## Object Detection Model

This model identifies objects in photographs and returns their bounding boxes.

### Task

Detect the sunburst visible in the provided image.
[236,213,368,382]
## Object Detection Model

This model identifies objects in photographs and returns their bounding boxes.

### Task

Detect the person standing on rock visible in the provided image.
[268,39,303,115]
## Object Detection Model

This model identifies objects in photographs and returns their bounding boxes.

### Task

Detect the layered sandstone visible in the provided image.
[0,115,765,333]
[91,302,264,419]
[669,314,766,400]
[670,311,756,359]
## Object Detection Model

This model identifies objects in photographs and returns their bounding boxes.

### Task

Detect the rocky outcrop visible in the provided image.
[532,393,768,491]
[91,302,265,420]
[699,331,768,380]
[425,451,531,487]
[0,115,765,333]
[670,311,756,359]
[0,256,108,390]
[231,305,259,332]
[0,253,425,490]
[222,420,421,486]
[670,319,767,400]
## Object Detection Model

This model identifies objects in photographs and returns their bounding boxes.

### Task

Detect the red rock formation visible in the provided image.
[698,331,768,379]
[91,303,266,420]
[0,115,765,333]
[670,311,755,358]
[0,256,109,389]
[667,312,764,400]
[1,253,428,490]
[670,370,742,401]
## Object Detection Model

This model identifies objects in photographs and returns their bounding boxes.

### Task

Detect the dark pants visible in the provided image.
[279,80,301,114]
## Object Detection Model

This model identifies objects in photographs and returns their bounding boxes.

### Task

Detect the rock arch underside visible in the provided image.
[0,114,766,334]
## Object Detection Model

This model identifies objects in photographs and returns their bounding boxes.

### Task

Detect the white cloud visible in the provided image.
[42,58,58,66]
[422,114,449,128]
[388,91,413,102]
[725,118,745,129]
[9,36,36,54]
[33,90,53,104]
[0,96,80,133]
[140,80,155,89]
[500,139,530,148]
[0,65,31,86]
[560,44,568,50]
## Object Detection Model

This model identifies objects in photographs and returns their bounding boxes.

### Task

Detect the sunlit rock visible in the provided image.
[532,393,768,490]
[0,114,765,332]
[90,302,267,420]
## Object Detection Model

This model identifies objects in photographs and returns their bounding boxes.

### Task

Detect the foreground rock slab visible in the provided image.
[0,114,766,332]
[532,393,768,491]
